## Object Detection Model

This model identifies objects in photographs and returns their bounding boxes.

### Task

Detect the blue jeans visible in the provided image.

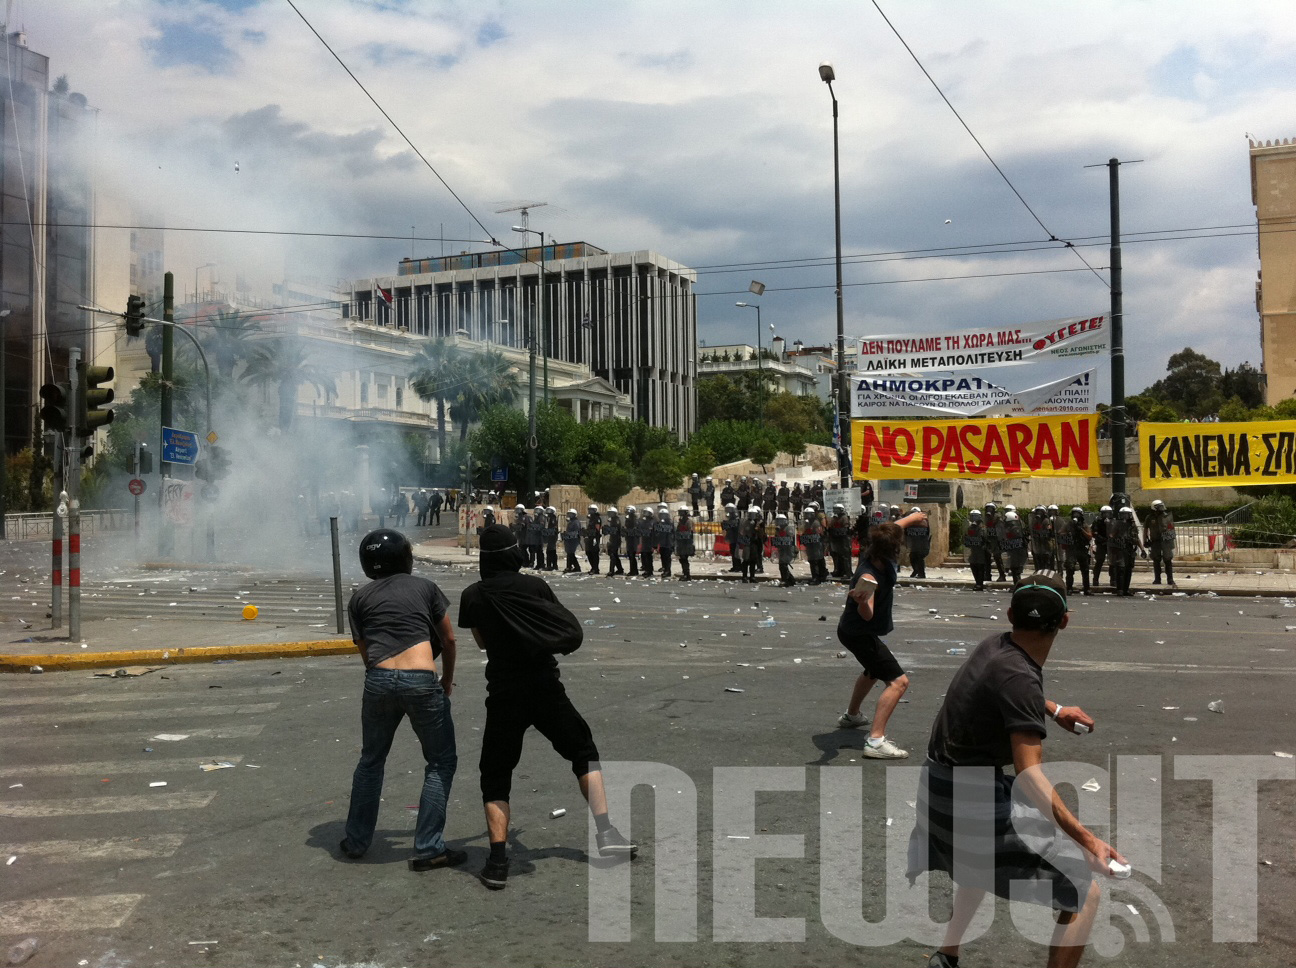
[344,668,457,858]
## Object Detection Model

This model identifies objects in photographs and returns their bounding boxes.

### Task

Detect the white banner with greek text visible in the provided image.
[856,313,1109,373]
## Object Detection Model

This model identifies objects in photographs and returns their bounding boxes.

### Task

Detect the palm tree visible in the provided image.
[409,338,460,459]
[202,309,262,379]
[239,337,336,431]
[449,350,521,442]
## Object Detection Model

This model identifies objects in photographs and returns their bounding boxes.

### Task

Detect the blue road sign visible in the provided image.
[162,426,200,465]
[491,466,508,482]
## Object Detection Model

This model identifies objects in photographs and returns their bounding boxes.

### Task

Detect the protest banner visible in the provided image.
[853,369,1095,418]
[852,414,1101,480]
[1139,420,1296,489]
[855,314,1108,374]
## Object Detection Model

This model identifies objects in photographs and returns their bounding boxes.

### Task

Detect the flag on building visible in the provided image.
[376,284,393,306]
[833,407,843,452]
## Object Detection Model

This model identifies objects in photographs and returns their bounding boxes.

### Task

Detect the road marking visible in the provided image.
[2,686,292,707]
[0,755,243,778]
[1,702,280,727]
[0,834,185,862]
[0,894,144,932]
[3,723,265,746]
[0,791,216,817]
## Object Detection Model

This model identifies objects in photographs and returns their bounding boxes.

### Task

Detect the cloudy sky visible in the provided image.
[18,0,1296,396]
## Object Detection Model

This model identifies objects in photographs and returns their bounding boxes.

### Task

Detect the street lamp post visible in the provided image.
[512,227,546,502]
[0,308,11,540]
[735,301,764,428]
[512,226,549,403]
[820,61,850,487]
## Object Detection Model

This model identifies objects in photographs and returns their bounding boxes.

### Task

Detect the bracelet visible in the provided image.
[1050,704,1063,722]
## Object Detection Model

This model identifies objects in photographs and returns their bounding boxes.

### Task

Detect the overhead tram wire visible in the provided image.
[869,0,1108,289]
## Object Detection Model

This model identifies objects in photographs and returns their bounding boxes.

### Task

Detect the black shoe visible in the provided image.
[479,856,510,890]
[595,826,639,858]
[408,848,467,872]
[928,953,958,968]
[339,838,365,860]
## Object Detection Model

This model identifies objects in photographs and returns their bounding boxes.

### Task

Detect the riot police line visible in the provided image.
[470,487,1177,594]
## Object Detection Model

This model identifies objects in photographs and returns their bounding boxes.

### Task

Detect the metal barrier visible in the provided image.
[3,509,131,541]
[1173,518,1226,558]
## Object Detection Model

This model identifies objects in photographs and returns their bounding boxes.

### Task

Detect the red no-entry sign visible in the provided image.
[128,478,146,496]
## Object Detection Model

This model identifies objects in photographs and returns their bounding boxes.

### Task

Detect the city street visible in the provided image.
[3,567,1294,967]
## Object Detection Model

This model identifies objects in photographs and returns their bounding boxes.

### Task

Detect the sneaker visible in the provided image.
[928,953,958,968]
[408,847,467,872]
[837,711,870,729]
[861,737,909,759]
[479,856,510,890]
[339,838,365,860]
[595,826,639,858]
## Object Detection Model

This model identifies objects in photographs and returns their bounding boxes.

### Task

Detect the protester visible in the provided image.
[458,524,638,891]
[340,529,463,872]
[834,510,927,758]
[907,573,1124,968]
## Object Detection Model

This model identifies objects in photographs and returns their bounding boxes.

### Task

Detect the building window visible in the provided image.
[360,382,369,405]
[396,386,404,408]
[377,384,388,401]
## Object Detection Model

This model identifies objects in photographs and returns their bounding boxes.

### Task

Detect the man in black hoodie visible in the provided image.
[458,525,638,892]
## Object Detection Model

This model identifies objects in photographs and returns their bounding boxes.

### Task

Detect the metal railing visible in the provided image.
[3,509,131,541]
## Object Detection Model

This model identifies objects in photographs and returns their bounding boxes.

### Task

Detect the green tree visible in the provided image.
[585,462,635,505]
[199,308,261,379]
[240,337,336,431]
[410,338,461,460]
[748,437,777,471]
[468,401,580,500]
[448,349,521,442]
[637,446,683,501]
[680,439,716,477]
[1220,362,1265,410]
[1143,348,1223,418]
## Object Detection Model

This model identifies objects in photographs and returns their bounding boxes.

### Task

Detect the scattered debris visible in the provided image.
[1081,778,1101,793]
[151,734,189,742]
[724,687,745,693]
[1276,751,1294,759]
[1207,700,1224,714]
[549,808,566,819]
[199,762,236,772]
[148,781,167,788]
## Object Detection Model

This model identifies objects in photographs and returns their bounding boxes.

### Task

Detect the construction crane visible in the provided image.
[494,201,548,234]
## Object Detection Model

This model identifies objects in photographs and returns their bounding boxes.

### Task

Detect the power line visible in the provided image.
[870,0,1108,288]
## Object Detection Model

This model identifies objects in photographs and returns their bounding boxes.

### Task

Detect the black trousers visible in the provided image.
[640,548,654,576]
[608,545,623,574]
[585,541,601,574]
[779,562,795,585]
[969,560,991,588]
[808,557,828,583]
[676,553,691,579]
[565,549,581,572]
[1065,556,1091,593]
[479,682,600,804]
[909,546,929,578]
[1092,547,1107,584]
[627,542,639,575]
[829,546,849,577]
[658,549,672,576]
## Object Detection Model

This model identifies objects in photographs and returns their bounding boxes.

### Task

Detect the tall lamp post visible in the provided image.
[512,226,549,403]
[735,301,765,429]
[0,308,11,540]
[819,61,850,487]
[513,226,546,501]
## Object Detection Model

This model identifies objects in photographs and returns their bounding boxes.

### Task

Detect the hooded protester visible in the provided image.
[458,524,638,891]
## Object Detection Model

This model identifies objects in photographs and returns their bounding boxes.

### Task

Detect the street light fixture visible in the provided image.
[735,301,765,429]
[512,226,546,502]
[820,60,850,487]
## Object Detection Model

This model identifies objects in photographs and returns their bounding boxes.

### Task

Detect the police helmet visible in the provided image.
[358,529,413,580]
[546,506,556,514]
[910,506,922,515]
[626,505,636,513]
[567,509,578,517]
[1151,499,1166,510]
[588,503,598,512]
[969,509,983,520]
[1004,504,1017,513]
[1071,506,1084,518]
[534,505,544,513]
[1048,504,1059,512]
[1004,511,1020,522]
[984,502,998,512]
[726,503,737,511]
[678,505,689,515]
[1119,506,1134,517]
[776,513,788,522]
[608,506,619,515]
[834,504,846,514]
[483,505,493,513]
[1100,505,1113,515]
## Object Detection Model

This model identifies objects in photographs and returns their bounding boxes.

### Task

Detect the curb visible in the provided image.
[0,640,354,674]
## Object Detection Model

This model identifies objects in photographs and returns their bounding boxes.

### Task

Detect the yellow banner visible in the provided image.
[1139,420,1296,489]
[852,414,1101,480]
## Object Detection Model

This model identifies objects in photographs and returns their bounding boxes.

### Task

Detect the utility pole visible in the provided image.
[1099,158,1140,497]
[50,432,63,629]
[67,347,82,641]
[159,271,174,557]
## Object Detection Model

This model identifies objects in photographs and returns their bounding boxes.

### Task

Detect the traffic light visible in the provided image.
[194,446,228,483]
[38,382,70,433]
[77,362,115,435]
[124,294,146,337]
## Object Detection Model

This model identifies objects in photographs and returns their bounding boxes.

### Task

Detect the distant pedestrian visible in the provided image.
[340,529,463,872]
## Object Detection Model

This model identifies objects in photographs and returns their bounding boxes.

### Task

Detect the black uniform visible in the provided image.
[674,515,695,580]
[905,518,932,579]
[624,510,640,576]
[605,513,624,576]
[654,514,675,577]
[704,482,716,521]
[1145,510,1176,586]
[562,516,583,573]
[638,511,656,577]
[827,513,853,578]
[584,509,602,575]
[963,520,991,590]
[1056,514,1092,595]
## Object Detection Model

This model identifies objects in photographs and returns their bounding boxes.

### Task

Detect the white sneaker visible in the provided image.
[861,737,909,759]
[837,711,870,729]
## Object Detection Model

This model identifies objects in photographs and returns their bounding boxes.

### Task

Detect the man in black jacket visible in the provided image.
[458,525,638,891]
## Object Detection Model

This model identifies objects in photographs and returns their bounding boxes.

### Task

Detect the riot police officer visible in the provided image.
[983,502,1007,582]
[722,504,742,572]
[904,506,932,579]
[543,506,559,571]
[1029,505,1055,572]
[999,510,1028,583]
[688,474,702,516]
[801,507,827,584]
[827,504,853,578]
[1057,506,1093,596]
[704,477,716,521]
[1109,505,1143,596]
[624,506,640,577]
[1144,499,1176,586]
[584,504,603,575]
[638,503,656,577]
[675,506,695,580]
[654,506,675,577]
[1091,505,1114,587]
[562,509,583,573]
[605,506,624,576]
[962,508,990,590]
[772,512,798,586]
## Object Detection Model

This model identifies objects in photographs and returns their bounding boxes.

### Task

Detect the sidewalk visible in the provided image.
[6,541,1295,674]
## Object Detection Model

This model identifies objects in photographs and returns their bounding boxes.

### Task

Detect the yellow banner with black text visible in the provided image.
[1139,420,1296,489]
[852,414,1101,480]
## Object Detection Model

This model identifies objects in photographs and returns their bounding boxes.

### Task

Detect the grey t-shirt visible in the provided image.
[926,631,1048,768]
[348,573,450,668]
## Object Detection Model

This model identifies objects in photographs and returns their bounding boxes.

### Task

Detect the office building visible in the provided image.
[1252,136,1296,404]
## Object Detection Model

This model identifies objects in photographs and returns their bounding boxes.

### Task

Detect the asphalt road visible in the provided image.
[3,572,1295,967]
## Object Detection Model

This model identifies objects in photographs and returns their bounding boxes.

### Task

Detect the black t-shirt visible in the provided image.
[837,557,898,639]
[457,570,561,687]
[927,631,1048,768]
[347,573,450,669]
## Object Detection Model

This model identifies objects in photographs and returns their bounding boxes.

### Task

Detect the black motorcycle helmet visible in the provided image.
[358,529,413,579]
